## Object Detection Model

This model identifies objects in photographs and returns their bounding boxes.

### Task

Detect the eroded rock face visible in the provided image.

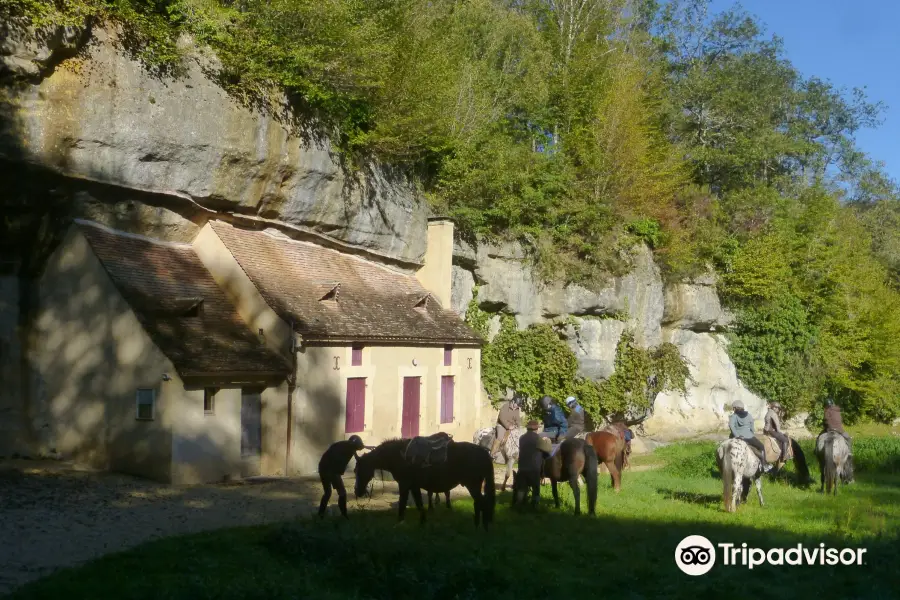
[662,283,731,331]
[450,265,474,317]
[561,317,626,380]
[642,329,765,439]
[454,236,764,438]
[1,27,426,262]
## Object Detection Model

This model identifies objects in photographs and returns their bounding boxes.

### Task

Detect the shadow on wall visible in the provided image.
[291,346,343,476]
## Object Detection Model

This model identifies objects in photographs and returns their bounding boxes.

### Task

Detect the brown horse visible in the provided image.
[584,429,626,492]
[543,438,598,515]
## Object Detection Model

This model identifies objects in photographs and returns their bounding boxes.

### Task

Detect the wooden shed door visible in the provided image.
[401,377,421,438]
[241,389,262,476]
[345,378,366,433]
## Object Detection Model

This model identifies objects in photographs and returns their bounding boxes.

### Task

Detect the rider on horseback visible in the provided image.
[491,394,523,458]
[564,396,585,439]
[729,400,773,473]
[764,401,790,463]
[539,396,568,442]
[822,398,854,481]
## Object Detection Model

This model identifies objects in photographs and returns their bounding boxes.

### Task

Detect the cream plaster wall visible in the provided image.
[31,227,175,481]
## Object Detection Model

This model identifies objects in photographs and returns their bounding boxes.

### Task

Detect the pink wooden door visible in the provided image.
[440,375,455,423]
[402,377,421,438]
[345,378,366,433]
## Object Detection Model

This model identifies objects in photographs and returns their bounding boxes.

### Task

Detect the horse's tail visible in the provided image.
[720,442,735,512]
[483,461,496,530]
[583,442,599,514]
[614,438,625,475]
[790,437,810,483]
[823,435,836,494]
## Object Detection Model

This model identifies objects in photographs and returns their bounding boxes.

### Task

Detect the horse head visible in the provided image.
[354,451,376,499]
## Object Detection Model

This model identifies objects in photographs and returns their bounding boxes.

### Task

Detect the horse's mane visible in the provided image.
[361,437,409,460]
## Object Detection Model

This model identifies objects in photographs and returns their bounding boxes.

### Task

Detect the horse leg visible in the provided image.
[397,483,410,522]
[466,483,483,528]
[755,477,764,507]
[410,487,427,524]
[569,474,581,515]
[551,479,560,509]
[445,491,452,509]
[502,457,512,493]
[427,491,434,511]
[606,460,621,493]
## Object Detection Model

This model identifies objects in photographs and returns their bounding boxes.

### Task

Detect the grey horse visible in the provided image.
[816,431,854,495]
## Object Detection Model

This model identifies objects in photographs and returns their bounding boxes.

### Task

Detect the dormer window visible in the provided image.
[319,283,340,302]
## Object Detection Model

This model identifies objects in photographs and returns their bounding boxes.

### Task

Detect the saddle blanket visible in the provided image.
[550,443,561,458]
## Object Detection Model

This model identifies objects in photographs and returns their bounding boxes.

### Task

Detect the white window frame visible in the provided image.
[136,388,155,421]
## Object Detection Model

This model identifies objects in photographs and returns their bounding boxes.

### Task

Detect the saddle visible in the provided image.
[405,432,453,467]
[754,434,792,464]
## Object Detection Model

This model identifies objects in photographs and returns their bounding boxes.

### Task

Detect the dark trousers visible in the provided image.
[738,435,767,462]
[539,427,565,442]
[512,470,542,507]
[319,473,348,518]
[767,430,790,460]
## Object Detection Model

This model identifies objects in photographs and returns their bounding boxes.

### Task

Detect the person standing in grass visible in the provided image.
[513,420,551,508]
[318,435,365,518]
[729,400,772,472]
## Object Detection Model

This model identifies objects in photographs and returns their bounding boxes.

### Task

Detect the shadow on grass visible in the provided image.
[7,500,899,600]
[657,488,721,507]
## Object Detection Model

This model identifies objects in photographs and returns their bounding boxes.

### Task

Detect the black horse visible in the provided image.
[543,437,599,515]
[354,438,495,530]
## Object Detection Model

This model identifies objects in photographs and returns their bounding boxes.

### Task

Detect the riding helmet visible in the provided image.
[540,396,552,409]
[348,435,364,450]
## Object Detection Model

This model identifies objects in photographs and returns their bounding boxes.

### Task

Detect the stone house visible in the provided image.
[24,217,484,483]
[193,218,486,476]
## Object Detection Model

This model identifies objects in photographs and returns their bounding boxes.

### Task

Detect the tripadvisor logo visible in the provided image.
[675,535,867,575]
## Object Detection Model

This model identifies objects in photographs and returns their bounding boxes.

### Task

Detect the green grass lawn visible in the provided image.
[8,434,900,600]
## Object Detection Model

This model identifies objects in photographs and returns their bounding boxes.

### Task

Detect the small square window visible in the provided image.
[136,389,155,420]
[351,345,363,366]
[204,388,217,415]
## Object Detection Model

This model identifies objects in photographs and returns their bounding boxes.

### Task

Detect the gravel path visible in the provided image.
[0,458,648,595]
[0,459,479,596]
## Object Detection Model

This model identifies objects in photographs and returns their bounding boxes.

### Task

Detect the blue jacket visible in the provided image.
[543,404,568,434]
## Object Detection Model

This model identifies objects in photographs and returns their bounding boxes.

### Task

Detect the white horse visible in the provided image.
[816,431,853,495]
[473,426,526,492]
[716,438,765,513]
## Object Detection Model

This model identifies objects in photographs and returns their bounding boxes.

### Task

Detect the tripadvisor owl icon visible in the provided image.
[675,535,716,576]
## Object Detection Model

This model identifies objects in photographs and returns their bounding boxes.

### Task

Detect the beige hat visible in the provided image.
[732,400,745,410]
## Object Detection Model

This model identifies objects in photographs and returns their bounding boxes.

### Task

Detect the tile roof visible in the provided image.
[77,221,291,378]
[209,221,484,345]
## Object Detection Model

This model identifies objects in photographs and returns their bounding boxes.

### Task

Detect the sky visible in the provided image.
[710,0,900,182]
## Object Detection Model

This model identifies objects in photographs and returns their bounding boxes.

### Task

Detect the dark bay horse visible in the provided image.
[354,438,495,529]
[543,438,598,515]
[584,430,626,492]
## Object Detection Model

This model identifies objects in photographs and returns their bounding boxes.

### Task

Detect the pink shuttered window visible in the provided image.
[440,375,455,424]
[402,377,421,438]
[444,346,453,366]
[345,378,366,433]
[351,345,363,366]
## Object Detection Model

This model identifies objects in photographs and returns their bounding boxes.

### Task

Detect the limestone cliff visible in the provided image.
[1,25,428,264]
[0,22,786,454]
[450,238,772,440]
